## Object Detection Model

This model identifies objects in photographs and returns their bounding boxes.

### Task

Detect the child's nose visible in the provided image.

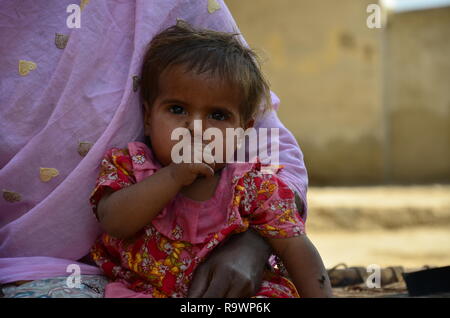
[186,117,205,138]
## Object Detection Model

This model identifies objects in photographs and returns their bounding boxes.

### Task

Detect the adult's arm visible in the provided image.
[188,229,272,298]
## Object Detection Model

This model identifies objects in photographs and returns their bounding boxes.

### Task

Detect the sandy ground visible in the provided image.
[310,227,450,268]
[305,185,450,269]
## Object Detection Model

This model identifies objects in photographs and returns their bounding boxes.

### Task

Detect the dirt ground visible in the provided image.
[306,184,450,268]
[303,185,450,297]
[310,227,450,268]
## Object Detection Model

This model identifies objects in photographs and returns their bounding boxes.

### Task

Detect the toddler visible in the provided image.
[90,21,332,298]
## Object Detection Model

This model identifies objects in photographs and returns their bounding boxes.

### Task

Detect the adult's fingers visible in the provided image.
[188,265,210,298]
[224,281,253,298]
[201,275,230,298]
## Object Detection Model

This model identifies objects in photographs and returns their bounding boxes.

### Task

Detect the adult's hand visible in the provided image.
[188,229,272,298]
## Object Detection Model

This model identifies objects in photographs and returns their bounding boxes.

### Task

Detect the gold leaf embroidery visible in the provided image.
[78,142,93,157]
[207,0,221,14]
[40,168,59,182]
[2,189,22,203]
[18,60,37,76]
[55,33,69,49]
[80,0,90,10]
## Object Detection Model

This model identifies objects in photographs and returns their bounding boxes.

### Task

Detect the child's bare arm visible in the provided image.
[97,162,214,239]
[267,235,333,297]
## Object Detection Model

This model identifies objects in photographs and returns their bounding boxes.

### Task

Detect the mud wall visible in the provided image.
[225,0,450,185]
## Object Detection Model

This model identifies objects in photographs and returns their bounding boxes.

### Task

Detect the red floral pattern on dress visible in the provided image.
[90,147,305,298]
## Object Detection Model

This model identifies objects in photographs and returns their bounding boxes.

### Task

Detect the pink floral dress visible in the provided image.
[89,142,305,298]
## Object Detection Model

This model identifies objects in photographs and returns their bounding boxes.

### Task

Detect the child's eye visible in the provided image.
[169,105,185,115]
[210,111,228,121]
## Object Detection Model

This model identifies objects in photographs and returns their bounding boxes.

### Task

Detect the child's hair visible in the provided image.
[140,20,272,124]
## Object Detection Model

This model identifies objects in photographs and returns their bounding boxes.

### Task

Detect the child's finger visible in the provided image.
[202,144,215,164]
[192,142,204,163]
[196,163,215,178]
[203,155,215,171]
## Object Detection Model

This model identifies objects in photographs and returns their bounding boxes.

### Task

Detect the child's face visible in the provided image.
[144,64,253,169]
